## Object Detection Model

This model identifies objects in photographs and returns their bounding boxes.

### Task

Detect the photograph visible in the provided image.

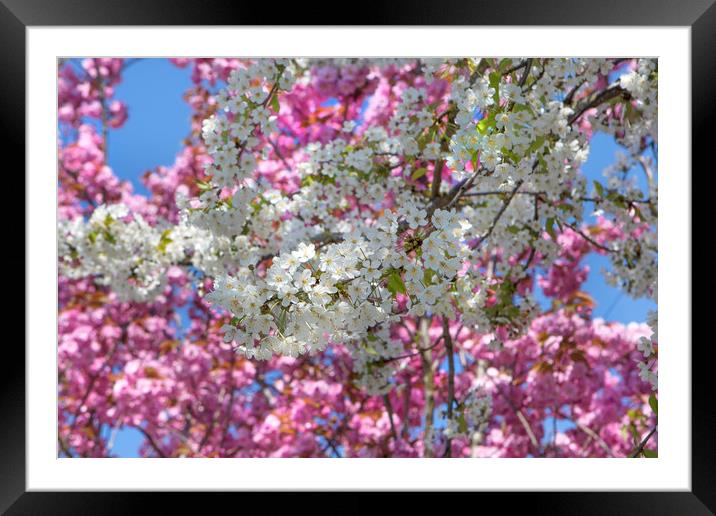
[56,57,659,459]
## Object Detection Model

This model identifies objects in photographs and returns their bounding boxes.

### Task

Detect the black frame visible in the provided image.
[4,0,711,513]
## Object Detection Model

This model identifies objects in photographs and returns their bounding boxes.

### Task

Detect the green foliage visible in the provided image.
[411,167,427,180]
[196,179,213,191]
[545,217,557,240]
[593,180,604,198]
[386,270,406,297]
[156,229,173,254]
[488,72,501,105]
[648,393,658,416]
[477,112,496,135]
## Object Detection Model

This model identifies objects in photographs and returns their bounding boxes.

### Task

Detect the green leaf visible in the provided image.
[642,449,658,458]
[498,58,512,73]
[411,167,427,180]
[537,153,547,171]
[624,103,640,123]
[496,279,516,306]
[506,225,521,234]
[488,72,500,104]
[364,345,379,356]
[527,136,545,156]
[648,393,658,416]
[270,94,280,113]
[513,103,534,115]
[470,150,480,171]
[457,412,468,434]
[632,203,645,221]
[593,180,604,198]
[503,148,520,163]
[196,180,213,191]
[423,268,436,286]
[386,270,406,297]
[477,113,496,135]
[630,425,640,446]
[156,229,173,254]
[545,217,557,240]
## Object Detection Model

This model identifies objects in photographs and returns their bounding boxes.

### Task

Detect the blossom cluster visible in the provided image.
[58,58,128,129]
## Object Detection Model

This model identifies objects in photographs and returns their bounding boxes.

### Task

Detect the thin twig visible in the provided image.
[442,317,456,458]
[269,138,293,173]
[493,382,541,456]
[70,325,125,430]
[517,58,533,88]
[93,58,110,160]
[137,426,168,458]
[401,375,411,439]
[474,180,524,249]
[58,436,75,458]
[630,425,657,458]
[501,60,529,76]
[369,336,444,365]
[219,353,238,449]
[576,421,614,457]
[431,159,444,199]
[563,222,616,253]
[419,318,435,457]
[569,84,629,126]
[383,394,399,443]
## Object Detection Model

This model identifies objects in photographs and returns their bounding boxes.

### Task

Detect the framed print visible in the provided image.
[6,0,712,513]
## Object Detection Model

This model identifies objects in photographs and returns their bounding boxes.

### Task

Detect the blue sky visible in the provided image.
[90,59,655,457]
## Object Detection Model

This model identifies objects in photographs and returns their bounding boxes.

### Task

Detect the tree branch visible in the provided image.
[630,425,657,458]
[58,436,75,458]
[493,382,541,456]
[563,222,616,253]
[401,375,411,439]
[569,84,629,126]
[576,421,614,457]
[219,353,238,450]
[137,426,168,458]
[382,394,399,443]
[70,324,125,431]
[441,317,456,458]
[419,318,435,457]
[474,180,524,249]
[369,336,444,365]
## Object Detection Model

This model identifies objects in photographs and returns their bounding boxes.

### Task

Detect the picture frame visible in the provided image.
[5,0,710,512]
